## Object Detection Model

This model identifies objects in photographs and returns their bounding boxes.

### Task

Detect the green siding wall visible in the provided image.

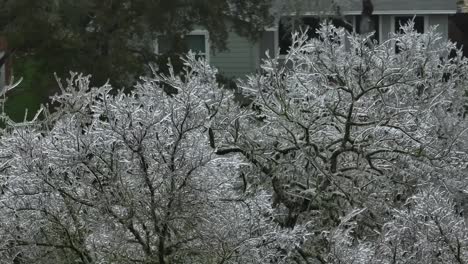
[210,30,259,78]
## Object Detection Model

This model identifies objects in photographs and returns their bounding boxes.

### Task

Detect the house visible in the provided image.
[157,0,458,78]
[275,0,457,55]
[155,26,262,78]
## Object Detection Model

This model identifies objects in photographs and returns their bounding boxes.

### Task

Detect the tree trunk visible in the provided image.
[360,0,374,34]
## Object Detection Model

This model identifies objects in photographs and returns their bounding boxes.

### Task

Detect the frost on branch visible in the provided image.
[2,24,468,263]
[328,188,468,263]
[0,55,283,263]
[381,188,468,263]
[223,23,468,261]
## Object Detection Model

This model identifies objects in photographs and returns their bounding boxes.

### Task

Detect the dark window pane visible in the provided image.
[302,17,321,39]
[158,35,206,55]
[395,16,424,33]
[185,35,206,53]
[278,18,293,55]
[356,15,380,42]
[279,17,320,55]
[278,16,350,55]
[332,18,353,33]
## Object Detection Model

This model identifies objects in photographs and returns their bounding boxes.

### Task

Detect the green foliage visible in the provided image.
[4,56,52,121]
[1,0,274,86]
[0,0,274,117]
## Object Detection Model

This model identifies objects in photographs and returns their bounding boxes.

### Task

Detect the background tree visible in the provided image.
[0,0,274,120]
[1,0,274,82]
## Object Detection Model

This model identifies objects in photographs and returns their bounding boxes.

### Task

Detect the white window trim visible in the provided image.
[379,15,383,43]
[153,30,210,63]
[153,37,160,55]
[264,27,279,59]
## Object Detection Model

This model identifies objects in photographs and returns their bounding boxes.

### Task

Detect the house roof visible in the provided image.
[298,0,458,15]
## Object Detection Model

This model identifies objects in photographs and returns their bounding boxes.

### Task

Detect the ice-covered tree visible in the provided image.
[0,56,301,263]
[214,23,468,262]
[2,22,468,264]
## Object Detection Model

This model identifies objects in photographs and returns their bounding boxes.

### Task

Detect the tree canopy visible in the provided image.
[1,23,468,263]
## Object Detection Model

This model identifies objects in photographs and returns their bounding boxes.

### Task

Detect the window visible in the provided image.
[355,15,380,43]
[394,16,425,33]
[155,30,210,62]
[278,17,351,55]
[185,35,206,56]
[185,30,209,61]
